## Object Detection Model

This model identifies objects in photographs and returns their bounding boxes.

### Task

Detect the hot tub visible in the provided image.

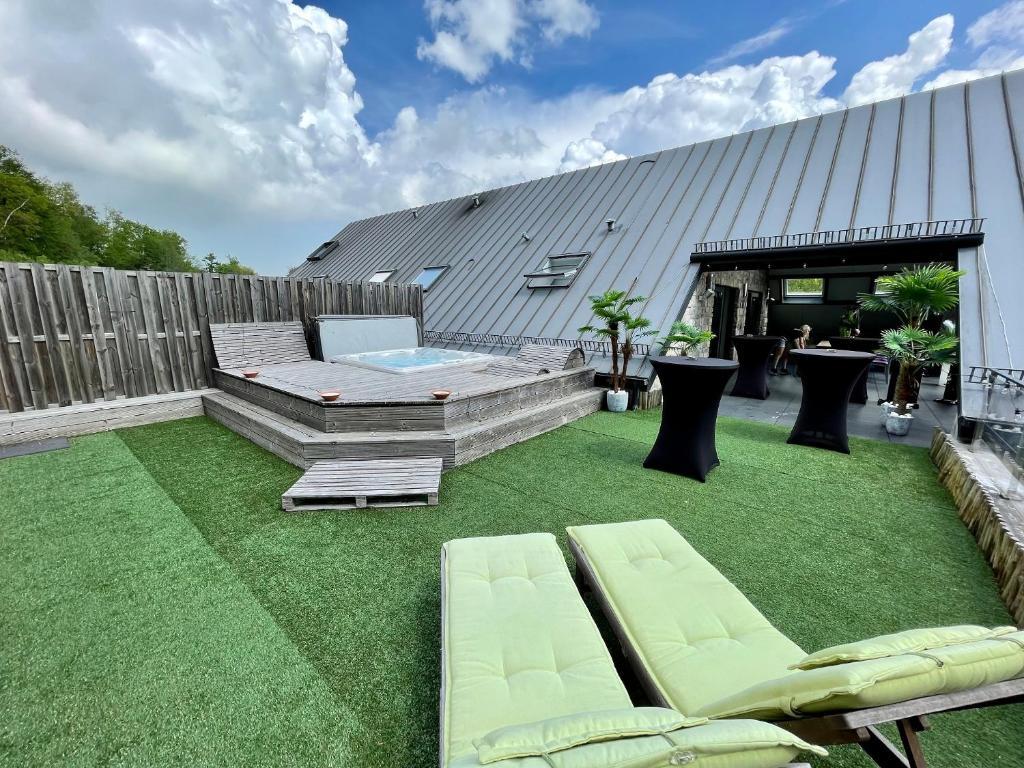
[331,347,494,374]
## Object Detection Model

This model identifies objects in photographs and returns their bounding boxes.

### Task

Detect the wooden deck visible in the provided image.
[281,458,442,511]
[214,361,595,433]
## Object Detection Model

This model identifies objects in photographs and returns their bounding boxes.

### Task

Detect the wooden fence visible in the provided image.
[0,262,423,413]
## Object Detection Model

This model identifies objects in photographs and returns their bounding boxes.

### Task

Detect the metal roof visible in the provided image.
[291,70,1024,399]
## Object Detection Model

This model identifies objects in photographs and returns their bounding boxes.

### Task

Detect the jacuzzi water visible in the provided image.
[331,346,493,374]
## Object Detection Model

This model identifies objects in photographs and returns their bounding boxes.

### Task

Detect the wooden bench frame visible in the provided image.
[568,536,1024,768]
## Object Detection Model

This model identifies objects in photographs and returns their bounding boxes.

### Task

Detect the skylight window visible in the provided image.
[306,241,338,262]
[369,270,395,283]
[412,265,448,291]
[524,252,589,289]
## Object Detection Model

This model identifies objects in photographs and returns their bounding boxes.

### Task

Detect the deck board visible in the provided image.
[218,359,528,405]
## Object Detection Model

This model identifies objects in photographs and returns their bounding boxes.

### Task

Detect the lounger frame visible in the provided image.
[568,536,1024,768]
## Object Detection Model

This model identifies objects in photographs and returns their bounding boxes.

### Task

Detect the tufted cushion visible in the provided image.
[567,519,1024,721]
[474,707,706,764]
[441,533,632,766]
[449,719,826,768]
[790,625,1019,670]
[565,520,806,715]
[701,631,1024,719]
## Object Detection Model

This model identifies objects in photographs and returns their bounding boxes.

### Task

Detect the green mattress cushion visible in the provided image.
[699,631,1024,719]
[474,707,707,763]
[565,520,806,715]
[791,625,1019,670]
[449,719,826,768]
[441,533,633,766]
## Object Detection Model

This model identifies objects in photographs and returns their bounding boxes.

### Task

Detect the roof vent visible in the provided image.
[472,194,481,208]
[605,218,617,233]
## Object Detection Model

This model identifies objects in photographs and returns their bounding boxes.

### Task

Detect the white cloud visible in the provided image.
[416,0,598,82]
[2,3,1021,273]
[968,0,1024,49]
[843,14,954,106]
[922,2,1024,93]
[709,19,795,66]
[585,55,841,158]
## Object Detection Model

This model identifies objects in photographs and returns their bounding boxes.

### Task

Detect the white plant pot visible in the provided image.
[885,410,913,436]
[606,389,629,413]
[880,402,897,425]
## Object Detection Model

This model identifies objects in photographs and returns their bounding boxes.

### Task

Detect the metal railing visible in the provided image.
[424,329,654,357]
[966,366,1024,499]
[694,218,985,255]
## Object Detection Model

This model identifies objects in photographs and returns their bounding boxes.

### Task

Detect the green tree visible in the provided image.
[203,252,256,275]
[0,144,256,274]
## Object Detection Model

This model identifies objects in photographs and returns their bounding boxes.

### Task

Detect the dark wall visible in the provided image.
[766,275,900,342]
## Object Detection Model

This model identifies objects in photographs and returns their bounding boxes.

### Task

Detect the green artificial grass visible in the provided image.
[1,411,1021,767]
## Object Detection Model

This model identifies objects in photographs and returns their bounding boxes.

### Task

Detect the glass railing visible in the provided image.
[966,367,1024,500]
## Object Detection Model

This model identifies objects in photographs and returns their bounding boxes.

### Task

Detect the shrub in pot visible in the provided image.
[579,289,655,413]
[879,327,958,434]
[858,263,964,430]
[659,321,714,357]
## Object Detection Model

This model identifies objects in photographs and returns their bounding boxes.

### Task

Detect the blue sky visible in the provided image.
[0,0,1019,273]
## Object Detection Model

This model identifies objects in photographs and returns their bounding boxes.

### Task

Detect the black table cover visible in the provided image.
[828,337,879,404]
[730,335,783,400]
[787,349,874,454]
[644,356,738,481]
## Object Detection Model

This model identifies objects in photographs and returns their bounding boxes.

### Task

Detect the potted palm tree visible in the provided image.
[878,328,959,434]
[858,263,964,434]
[579,289,655,412]
[660,320,714,356]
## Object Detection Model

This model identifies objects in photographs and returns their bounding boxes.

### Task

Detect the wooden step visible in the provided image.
[282,457,442,512]
[203,386,604,470]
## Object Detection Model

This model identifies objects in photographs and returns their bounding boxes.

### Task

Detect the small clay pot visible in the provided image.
[319,390,341,402]
[431,389,452,400]
[242,370,260,378]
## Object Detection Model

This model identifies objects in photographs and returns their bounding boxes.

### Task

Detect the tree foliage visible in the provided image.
[0,145,255,274]
[659,320,714,355]
[858,263,964,329]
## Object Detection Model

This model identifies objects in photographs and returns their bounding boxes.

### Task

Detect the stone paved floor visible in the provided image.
[718,364,958,448]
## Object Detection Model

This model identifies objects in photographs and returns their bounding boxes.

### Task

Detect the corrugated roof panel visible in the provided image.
[815,104,873,231]
[853,98,902,228]
[726,124,792,238]
[702,127,773,242]
[755,117,819,235]
[498,155,668,337]
[508,152,685,337]
[931,84,974,220]
[890,90,932,225]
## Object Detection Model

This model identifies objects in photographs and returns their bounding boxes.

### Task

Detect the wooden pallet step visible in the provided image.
[282,457,442,512]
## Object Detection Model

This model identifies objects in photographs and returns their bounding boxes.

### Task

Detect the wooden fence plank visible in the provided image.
[5,264,48,409]
[0,262,423,413]
[0,266,25,412]
[106,267,140,398]
[29,263,73,406]
[54,264,94,404]
[79,267,118,401]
